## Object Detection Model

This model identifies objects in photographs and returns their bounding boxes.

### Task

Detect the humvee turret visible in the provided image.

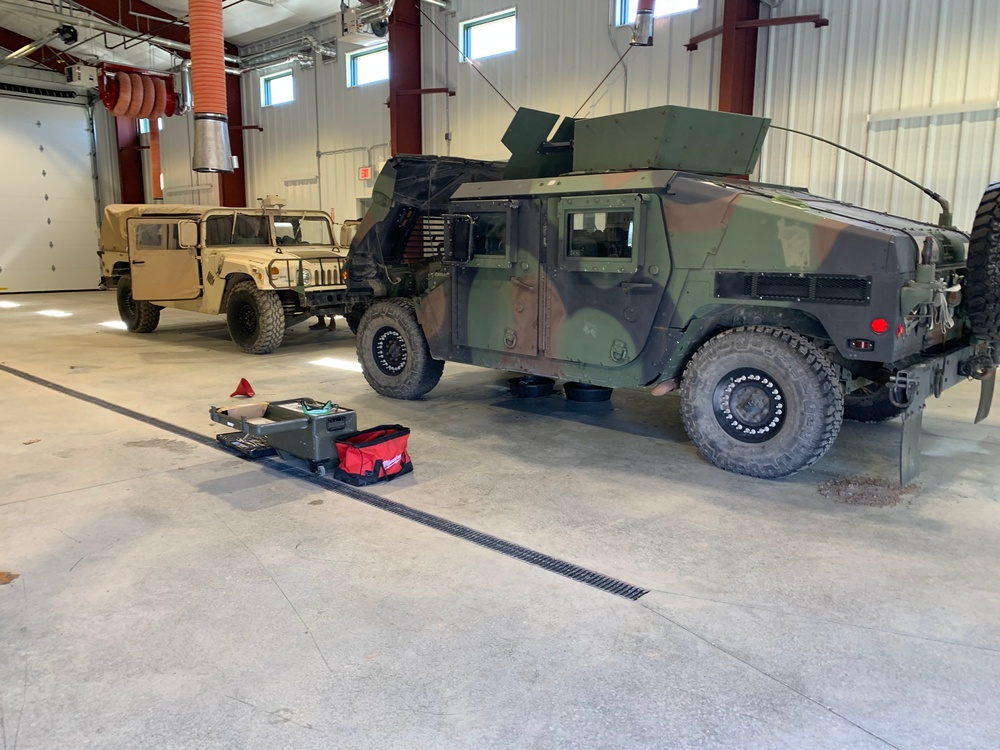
[99,199,352,354]
[344,105,999,482]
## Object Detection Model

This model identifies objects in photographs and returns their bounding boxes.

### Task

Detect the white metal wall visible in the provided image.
[239,1,723,217]
[421,0,724,159]
[757,0,1000,232]
[242,57,392,224]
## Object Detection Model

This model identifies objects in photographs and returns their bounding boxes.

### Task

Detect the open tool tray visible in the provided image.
[210,398,357,474]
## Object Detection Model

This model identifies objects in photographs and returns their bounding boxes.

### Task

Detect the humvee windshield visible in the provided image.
[274,215,333,246]
[205,214,270,246]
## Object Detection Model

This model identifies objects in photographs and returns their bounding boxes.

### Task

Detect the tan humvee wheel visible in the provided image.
[226,280,285,354]
[356,298,443,399]
[116,274,160,333]
[680,326,844,478]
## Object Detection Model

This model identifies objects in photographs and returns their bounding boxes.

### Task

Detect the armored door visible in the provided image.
[541,193,669,367]
[128,218,201,300]
[448,199,540,356]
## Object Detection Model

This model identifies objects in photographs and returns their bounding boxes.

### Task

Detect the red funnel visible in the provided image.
[230,378,255,398]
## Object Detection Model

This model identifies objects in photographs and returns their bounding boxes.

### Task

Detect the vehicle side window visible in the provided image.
[566,210,634,259]
[135,222,179,250]
[471,213,507,256]
[557,194,643,273]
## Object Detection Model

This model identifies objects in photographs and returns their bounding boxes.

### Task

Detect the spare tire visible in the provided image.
[963,181,1000,338]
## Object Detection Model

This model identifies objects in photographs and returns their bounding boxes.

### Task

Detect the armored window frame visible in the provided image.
[557,194,644,274]
[445,200,517,269]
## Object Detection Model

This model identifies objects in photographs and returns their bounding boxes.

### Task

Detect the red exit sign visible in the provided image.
[358,166,373,180]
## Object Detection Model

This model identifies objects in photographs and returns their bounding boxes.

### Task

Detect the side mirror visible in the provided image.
[444,214,474,263]
[177,220,199,249]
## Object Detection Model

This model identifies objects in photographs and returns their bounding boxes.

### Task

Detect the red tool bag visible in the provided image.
[333,425,413,486]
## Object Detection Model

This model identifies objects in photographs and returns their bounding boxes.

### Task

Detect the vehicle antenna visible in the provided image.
[572,46,633,119]
[770,124,953,227]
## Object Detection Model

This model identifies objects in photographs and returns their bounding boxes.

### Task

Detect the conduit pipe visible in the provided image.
[188,0,232,172]
[0,0,240,64]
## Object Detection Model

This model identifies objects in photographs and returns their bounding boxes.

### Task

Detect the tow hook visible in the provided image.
[959,354,995,380]
[889,371,915,408]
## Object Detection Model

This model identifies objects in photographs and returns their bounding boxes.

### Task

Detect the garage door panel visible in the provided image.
[0,97,100,292]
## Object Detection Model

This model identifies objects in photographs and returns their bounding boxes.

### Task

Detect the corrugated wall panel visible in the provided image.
[420,0,724,160]
[758,0,1000,231]
[242,53,391,224]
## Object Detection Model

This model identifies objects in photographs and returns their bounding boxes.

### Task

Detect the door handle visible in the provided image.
[620,281,652,291]
[510,277,535,291]
[131,261,145,265]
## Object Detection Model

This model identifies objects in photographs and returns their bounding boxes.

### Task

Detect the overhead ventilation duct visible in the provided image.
[630,0,655,46]
[189,0,233,172]
[95,64,179,119]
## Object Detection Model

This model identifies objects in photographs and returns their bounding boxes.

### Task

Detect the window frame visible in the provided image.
[444,200,518,269]
[347,44,390,87]
[557,194,644,274]
[616,0,700,26]
[261,70,295,107]
[460,8,517,62]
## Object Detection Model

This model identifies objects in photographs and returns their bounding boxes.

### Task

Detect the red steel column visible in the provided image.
[115,118,145,203]
[388,0,422,155]
[219,74,247,206]
[718,0,760,115]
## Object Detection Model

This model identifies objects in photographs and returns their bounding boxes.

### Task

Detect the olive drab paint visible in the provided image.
[345,104,998,482]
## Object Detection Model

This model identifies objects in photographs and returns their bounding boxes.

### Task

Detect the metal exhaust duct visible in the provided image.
[630,0,655,46]
[189,0,232,172]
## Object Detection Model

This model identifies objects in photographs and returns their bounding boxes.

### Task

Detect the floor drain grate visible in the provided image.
[1,364,649,601]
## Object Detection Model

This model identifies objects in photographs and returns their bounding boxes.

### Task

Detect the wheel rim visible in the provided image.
[235,302,258,335]
[372,326,408,376]
[713,367,786,443]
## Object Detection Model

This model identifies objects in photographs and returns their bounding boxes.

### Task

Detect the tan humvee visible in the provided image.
[99,199,353,354]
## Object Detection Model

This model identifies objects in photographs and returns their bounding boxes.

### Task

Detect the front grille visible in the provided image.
[716,271,871,305]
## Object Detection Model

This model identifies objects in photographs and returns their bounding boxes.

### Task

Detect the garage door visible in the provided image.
[0,95,101,292]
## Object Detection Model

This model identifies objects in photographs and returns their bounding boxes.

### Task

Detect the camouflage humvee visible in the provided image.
[99,199,352,354]
[344,105,1000,481]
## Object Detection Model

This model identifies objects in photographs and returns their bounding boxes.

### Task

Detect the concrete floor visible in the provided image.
[2,290,1000,750]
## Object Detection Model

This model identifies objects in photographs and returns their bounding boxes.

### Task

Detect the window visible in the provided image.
[566,210,634,259]
[348,45,389,87]
[274,216,334,246]
[618,0,699,25]
[262,71,294,106]
[461,9,516,61]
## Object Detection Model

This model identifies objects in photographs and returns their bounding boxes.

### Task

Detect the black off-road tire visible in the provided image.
[116,274,160,333]
[844,383,905,423]
[226,280,285,354]
[356,298,443,399]
[679,326,844,479]
[963,181,1000,338]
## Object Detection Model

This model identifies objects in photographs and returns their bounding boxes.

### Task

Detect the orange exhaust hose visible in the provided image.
[188,0,228,115]
[149,77,168,120]
[110,73,131,116]
[123,73,146,118]
[136,75,156,119]
[637,0,655,10]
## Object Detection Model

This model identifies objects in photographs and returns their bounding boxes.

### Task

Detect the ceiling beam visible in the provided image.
[65,0,239,56]
[0,24,81,73]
